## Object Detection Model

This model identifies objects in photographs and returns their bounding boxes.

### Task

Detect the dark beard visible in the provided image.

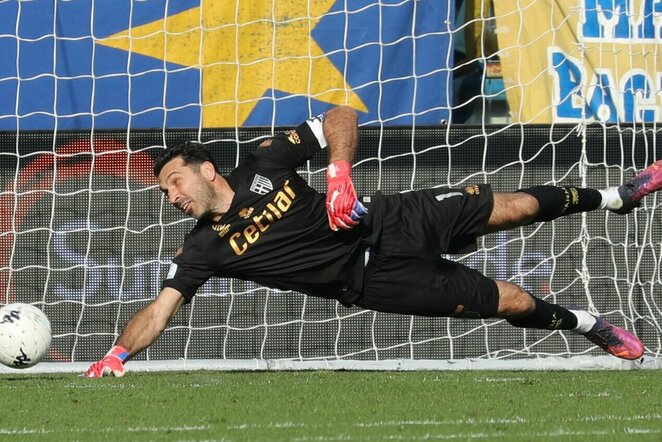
[196,181,219,220]
[198,210,215,221]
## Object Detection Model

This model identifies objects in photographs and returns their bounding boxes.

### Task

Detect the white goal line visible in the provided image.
[1,356,659,374]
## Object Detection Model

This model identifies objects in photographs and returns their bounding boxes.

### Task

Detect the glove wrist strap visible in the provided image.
[106,345,130,362]
[327,160,352,179]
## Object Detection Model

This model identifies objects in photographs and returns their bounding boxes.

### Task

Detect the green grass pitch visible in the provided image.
[1,370,660,441]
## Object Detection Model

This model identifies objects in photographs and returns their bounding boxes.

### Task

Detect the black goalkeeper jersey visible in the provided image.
[162,117,369,306]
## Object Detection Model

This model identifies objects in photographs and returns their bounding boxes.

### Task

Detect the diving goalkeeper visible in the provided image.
[86,106,655,377]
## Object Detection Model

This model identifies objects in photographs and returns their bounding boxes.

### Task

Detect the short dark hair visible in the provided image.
[153,141,220,177]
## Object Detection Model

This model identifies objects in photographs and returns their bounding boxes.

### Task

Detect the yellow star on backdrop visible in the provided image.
[98,0,367,126]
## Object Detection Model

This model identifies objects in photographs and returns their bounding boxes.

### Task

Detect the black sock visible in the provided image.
[507,296,578,330]
[518,186,602,222]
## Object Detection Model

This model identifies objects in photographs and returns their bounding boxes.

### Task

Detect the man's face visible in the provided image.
[157,157,217,219]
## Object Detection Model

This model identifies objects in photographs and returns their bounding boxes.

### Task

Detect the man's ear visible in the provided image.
[201,161,217,181]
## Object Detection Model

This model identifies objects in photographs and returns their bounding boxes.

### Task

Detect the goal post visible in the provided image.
[1,0,661,372]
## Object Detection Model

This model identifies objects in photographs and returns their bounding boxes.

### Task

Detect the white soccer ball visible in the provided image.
[0,303,52,369]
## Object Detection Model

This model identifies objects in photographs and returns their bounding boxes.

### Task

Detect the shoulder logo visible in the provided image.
[212,223,231,237]
[284,129,301,144]
[250,174,273,195]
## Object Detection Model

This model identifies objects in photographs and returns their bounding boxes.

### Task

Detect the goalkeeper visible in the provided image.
[86,106,657,377]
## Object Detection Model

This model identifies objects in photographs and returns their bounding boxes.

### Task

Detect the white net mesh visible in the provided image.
[0,1,660,369]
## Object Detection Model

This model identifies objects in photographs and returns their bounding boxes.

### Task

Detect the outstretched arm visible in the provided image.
[324,105,359,163]
[85,287,185,377]
[323,106,367,230]
[116,287,184,354]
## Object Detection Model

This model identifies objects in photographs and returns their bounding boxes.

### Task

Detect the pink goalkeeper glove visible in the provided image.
[326,160,368,231]
[85,345,129,378]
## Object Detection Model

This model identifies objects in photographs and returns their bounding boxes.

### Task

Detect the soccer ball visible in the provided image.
[0,303,52,369]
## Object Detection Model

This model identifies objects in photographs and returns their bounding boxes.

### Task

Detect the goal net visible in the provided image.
[0,0,660,371]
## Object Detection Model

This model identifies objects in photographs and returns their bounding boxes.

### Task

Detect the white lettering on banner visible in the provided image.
[456,232,553,294]
[51,221,163,301]
[48,220,253,301]
[549,48,661,123]
[582,0,662,42]
[545,0,662,122]
[47,225,554,300]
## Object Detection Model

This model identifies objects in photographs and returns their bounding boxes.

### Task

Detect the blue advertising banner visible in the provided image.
[0,0,453,129]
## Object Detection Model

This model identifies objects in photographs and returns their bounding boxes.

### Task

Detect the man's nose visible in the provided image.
[168,190,180,205]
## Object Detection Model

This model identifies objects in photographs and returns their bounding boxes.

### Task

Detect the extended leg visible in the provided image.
[483,186,605,234]
[483,192,539,234]
[494,280,644,360]
[494,280,577,328]
[484,159,662,234]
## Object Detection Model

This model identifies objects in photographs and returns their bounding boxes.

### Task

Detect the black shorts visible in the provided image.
[355,185,499,318]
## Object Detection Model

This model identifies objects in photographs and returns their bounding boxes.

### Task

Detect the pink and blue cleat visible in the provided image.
[583,315,645,360]
[611,160,662,214]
